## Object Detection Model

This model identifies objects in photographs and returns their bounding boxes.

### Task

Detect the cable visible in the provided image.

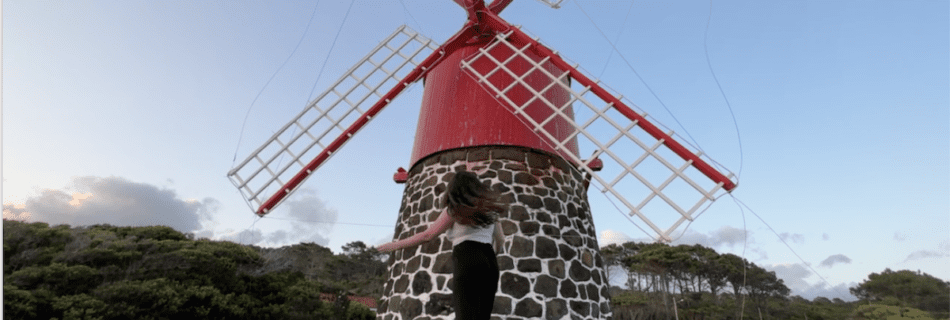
[273,0,356,177]
[571,0,707,155]
[595,0,636,79]
[231,1,322,164]
[730,194,851,300]
[704,0,744,179]
[731,193,749,319]
[306,0,356,102]
[397,0,427,35]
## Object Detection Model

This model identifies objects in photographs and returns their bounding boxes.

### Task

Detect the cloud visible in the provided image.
[797,282,858,301]
[894,232,906,241]
[221,229,265,245]
[765,263,856,301]
[670,226,751,249]
[819,254,852,268]
[2,176,216,233]
[216,188,337,247]
[779,232,805,245]
[280,188,336,246]
[600,229,634,247]
[903,250,949,262]
[768,263,812,292]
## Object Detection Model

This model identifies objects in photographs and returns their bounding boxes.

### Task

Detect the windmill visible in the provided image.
[228,0,737,319]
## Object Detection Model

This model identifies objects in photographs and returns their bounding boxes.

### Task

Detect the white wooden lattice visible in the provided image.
[461,31,736,242]
[228,26,439,214]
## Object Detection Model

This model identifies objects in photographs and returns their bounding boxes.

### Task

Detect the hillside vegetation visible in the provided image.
[4,220,947,319]
[3,220,382,319]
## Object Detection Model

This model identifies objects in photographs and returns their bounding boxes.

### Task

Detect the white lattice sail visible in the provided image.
[228,25,440,215]
[461,30,737,242]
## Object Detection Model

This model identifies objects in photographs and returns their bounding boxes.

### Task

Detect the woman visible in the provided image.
[377,171,506,320]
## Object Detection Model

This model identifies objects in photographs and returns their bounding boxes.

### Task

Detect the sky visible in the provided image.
[3,0,948,301]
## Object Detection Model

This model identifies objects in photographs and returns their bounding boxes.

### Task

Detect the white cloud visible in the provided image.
[797,282,857,301]
[819,254,852,268]
[903,250,949,262]
[779,232,805,245]
[765,263,856,301]
[2,176,216,233]
[670,226,751,249]
[214,188,337,247]
[600,229,634,247]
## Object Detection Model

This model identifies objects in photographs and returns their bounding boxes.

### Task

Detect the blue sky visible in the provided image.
[4,0,948,301]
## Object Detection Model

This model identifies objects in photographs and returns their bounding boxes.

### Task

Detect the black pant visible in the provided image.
[452,241,499,320]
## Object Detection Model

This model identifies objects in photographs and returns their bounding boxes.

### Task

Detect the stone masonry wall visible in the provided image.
[377,146,613,320]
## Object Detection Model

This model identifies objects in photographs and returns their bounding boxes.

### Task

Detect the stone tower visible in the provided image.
[377,146,612,320]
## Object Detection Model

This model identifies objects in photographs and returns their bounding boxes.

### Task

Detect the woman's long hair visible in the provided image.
[446,171,507,227]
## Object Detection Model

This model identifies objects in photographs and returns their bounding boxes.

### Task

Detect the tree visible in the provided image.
[850,269,950,319]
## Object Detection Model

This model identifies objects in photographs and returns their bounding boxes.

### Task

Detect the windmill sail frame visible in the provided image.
[228,26,440,215]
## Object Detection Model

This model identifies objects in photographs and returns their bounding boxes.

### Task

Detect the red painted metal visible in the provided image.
[409,42,579,166]
[477,10,737,191]
[393,167,408,183]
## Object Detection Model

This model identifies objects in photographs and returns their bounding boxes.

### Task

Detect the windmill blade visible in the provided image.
[460,29,738,242]
[229,25,440,215]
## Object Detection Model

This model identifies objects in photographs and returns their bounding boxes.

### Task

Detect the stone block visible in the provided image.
[412,272,432,295]
[519,221,540,235]
[497,170,513,184]
[498,255,514,271]
[509,236,534,258]
[501,220,518,235]
[548,260,565,279]
[544,299,568,320]
[534,275,559,298]
[400,297,423,320]
[559,279,577,298]
[586,283,600,301]
[514,298,542,318]
[569,261,591,282]
[558,244,577,261]
[433,253,453,274]
[501,272,530,299]
[525,150,551,168]
[543,198,562,213]
[493,148,525,162]
[569,301,590,317]
[517,259,541,273]
[469,147,490,162]
[509,205,530,221]
[514,172,540,185]
[535,211,552,223]
[406,255,421,273]
[536,237,558,259]
[492,295,513,314]
[425,292,453,316]
[395,275,410,293]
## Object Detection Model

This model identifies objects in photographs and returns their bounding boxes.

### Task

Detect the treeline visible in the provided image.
[5,220,947,320]
[602,242,949,320]
[3,220,385,319]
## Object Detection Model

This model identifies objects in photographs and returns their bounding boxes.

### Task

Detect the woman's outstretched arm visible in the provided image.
[492,221,505,254]
[378,209,454,253]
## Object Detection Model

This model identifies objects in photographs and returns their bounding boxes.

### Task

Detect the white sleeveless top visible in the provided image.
[447,222,494,246]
